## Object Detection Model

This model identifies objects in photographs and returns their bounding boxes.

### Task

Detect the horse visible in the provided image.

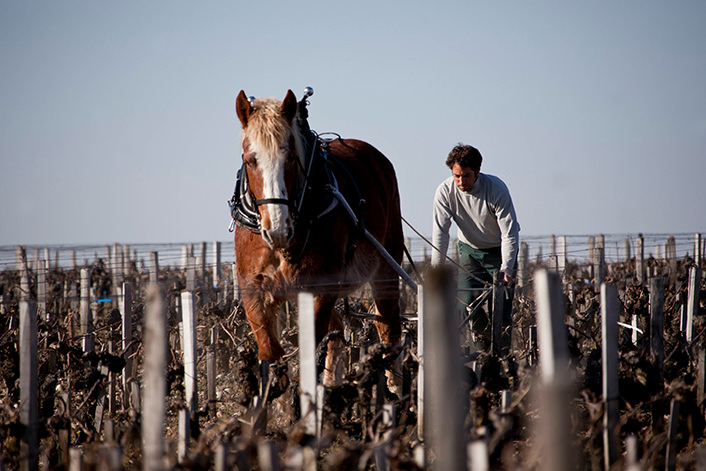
[230,89,405,389]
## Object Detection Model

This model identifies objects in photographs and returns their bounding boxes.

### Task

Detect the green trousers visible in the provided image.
[457,242,515,355]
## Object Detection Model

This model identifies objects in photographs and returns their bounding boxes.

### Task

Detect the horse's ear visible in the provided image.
[236,90,251,128]
[282,89,297,123]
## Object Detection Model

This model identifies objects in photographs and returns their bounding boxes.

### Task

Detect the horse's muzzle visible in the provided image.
[261,221,294,249]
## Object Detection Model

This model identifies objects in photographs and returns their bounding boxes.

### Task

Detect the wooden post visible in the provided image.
[467,440,489,471]
[232,263,240,301]
[666,236,676,259]
[587,236,596,278]
[143,283,167,471]
[422,266,466,470]
[213,241,222,288]
[108,303,119,413]
[20,269,38,471]
[623,239,631,262]
[594,247,604,293]
[597,234,605,263]
[43,248,50,270]
[625,435,641,471]
[181,245,189,269]
[94,382,107,434]
[181,291,198,415]
[650,276,665,433]
[186,255,196,292]
[130,381,141,414]
[517,242,529,289]
[57,392,71,468]
[120,282,134,409]
[665,399,680,471]
[501,388,512,422]
[601,283,620,468]
[547,254,558,273]
[112,243,124,297]
[178,408,190,463]
[80,268,94,353]
[69,448,83,471]
[98,443,122,471]
[298,292,319,436]
[214,442,229,471]
[696,233,703,265]
[535,270,570,381]
[491,271,505,356]
[416,284,425,440]
[199,241,207,283]
[16,245,27,271]
[697,349,705,413]
[37,260,48,321]
[258,440,281,471]
[207,327,218,419]
[558,235,567,277]
[150,252,159,284]
[687,266,702,343]
[636,235,645,284]
[534,269,576,471]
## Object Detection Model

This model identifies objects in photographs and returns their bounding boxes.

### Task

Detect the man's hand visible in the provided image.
[503,272,515,286]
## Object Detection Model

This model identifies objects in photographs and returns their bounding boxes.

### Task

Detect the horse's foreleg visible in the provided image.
[243,296,286,362]
[372,278,403,396]
[371,282,402,347]
[313,296,338,343]
[314,296,346,387]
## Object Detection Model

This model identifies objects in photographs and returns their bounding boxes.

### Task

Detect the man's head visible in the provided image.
[446,143,482,192]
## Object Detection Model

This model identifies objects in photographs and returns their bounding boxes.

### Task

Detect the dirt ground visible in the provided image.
[1,255,705,470]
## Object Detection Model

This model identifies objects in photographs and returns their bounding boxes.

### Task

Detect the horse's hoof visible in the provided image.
[268,363,290,400]
[386,369,403,398]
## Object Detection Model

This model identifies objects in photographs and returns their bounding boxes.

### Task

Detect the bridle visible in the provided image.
[228,129,340,236]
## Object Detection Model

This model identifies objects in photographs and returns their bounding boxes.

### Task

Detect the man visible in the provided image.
[432,143,520,354]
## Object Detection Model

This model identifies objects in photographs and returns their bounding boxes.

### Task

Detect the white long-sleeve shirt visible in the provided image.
[432,173,520,273]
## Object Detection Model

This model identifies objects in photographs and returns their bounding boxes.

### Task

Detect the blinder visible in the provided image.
[228,154,303,234]
[228,164,263,233]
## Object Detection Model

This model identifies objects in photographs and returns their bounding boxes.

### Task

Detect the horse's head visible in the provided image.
[235,89,305,249]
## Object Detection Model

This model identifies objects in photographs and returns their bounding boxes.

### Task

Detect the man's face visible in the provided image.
[451,163,478,192]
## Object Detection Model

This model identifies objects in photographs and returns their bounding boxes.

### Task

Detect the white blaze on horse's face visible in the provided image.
[236,90,300,250]
[248,139,293,249]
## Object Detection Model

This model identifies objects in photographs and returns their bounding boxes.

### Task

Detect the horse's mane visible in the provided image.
[244,97,307,168]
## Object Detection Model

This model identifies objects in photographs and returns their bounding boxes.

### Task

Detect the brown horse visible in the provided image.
[231,89,404,386]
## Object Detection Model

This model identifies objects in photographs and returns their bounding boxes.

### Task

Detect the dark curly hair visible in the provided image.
[445,143,483,171]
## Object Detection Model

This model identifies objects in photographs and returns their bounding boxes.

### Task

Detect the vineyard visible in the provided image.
[0,233,704,470]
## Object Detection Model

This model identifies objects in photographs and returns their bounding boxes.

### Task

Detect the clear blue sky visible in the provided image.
[2,1,704,246]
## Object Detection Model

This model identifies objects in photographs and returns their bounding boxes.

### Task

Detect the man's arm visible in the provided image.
[492,182,520,280]
[431,183,453,266]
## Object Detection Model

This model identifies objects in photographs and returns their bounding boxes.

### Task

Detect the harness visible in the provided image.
[227,136,340,235]
[227,88,418,290]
